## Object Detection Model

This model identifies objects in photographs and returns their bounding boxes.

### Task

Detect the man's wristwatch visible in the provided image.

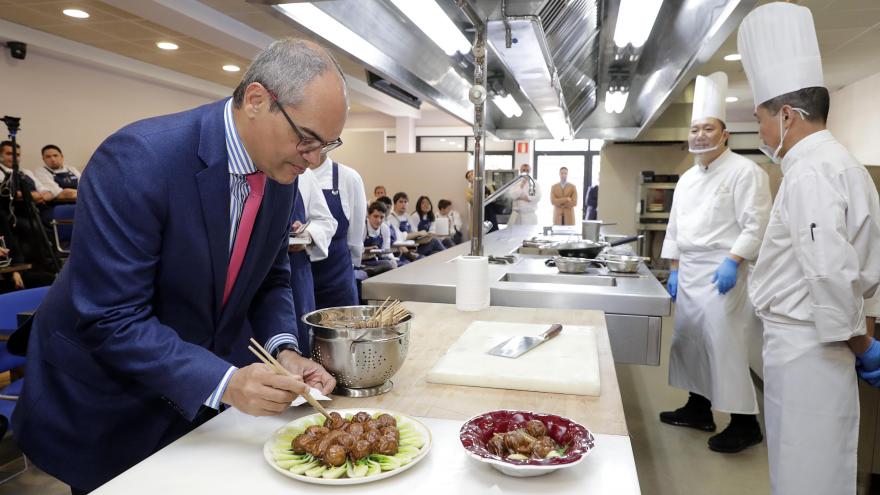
[272,343,301,358]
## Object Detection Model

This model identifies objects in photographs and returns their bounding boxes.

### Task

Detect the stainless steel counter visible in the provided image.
[363,226,672,365]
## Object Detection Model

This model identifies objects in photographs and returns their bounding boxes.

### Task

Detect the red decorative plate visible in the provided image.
[459,410,596,477]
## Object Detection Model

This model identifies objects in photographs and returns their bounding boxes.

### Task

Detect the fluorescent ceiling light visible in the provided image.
[723,53,741,62]
[156,41,179,51]
[725,96,739,103]
[222,65,241,72]
[389,0,471,56]
[613,0,662,48]
[604,90,629,114]
[492,94,523,118]
[62,9,89,19]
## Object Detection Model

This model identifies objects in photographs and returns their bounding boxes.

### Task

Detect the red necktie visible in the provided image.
[223,172,266,306]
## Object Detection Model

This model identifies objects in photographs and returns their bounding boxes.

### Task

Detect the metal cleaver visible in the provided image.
[487,324,563,358]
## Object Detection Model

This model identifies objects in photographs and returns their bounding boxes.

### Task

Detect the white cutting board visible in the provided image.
[426,321,600,396]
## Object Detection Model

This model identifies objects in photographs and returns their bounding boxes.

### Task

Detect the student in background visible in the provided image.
[361,201,396,277]
[371,185,387,204]
[436,199,463,246]
[408,195,446,256]
[35,144,79,201]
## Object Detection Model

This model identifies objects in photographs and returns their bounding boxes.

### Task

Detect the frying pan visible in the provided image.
[555,234,643,259]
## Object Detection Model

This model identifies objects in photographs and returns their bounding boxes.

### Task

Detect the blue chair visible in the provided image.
[0,287,49,339]
[51,204,76,254]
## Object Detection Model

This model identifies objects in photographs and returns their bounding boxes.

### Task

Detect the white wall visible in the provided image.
[0,50,215,173]
[828,70,880,166]
[329,130,470,228]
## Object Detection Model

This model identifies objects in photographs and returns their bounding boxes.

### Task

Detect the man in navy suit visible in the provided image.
[12,39,346,493]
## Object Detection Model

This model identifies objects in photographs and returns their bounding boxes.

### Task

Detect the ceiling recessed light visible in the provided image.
[156,41,179,51]
[61,9,89,19]
[222,65,241,72]
[723,53,741,62]
[725,96,739,103]
[63,9,90,19]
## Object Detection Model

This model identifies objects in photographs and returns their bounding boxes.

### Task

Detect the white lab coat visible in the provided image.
[748,131,880,495]
[311,157,367,267]
[507,176,542,225]
[34,165,81,199]
[661,149,771,414]
[297,168,336,262]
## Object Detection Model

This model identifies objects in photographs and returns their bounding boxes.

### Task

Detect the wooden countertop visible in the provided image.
[331,302,627,436]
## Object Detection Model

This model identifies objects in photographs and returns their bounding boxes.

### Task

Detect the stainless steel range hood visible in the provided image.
[257,0,754,140]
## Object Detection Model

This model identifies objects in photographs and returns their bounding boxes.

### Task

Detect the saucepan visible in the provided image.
[599,254,650,273]
[545,256,596,274]
[555,235,643,259]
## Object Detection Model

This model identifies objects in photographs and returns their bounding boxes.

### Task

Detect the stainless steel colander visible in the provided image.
[302,306,411,392]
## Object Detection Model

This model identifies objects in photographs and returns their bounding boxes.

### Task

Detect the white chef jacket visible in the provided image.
[34,165,81,199]
[297,168,336,262]
[507,175,542,214]
[437,210,462,235]
[408,212,436,233]
[661,149,771,260]
[311,157,367,267]
[0,164,54,196]
[749,130,880,341]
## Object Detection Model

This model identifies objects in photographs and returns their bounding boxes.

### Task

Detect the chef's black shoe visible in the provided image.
[659,393,716,432]
[708,415,763,453]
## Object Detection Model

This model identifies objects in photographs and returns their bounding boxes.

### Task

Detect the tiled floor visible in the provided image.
[0,316,774,494]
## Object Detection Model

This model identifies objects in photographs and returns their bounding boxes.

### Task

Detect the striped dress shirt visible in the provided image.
[204,99,299,410]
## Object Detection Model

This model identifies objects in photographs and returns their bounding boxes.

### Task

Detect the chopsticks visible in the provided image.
[247,338,331,420]
[363,297,409,327]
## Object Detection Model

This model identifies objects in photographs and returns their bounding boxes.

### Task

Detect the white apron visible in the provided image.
[669,249,760,414]
[507,210,538,225]
[762,319,858,495]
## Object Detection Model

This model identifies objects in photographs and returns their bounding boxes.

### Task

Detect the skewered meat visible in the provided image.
[324,412,347,430]
[289,411,407,469]
[532,436,556,458]
[487,434,506,456]
[324,445,347,467]
[377,437,399,455]
[376,413,397,428]
[525,419,546,438]
[351,439,372,461]
[503,430,535,455]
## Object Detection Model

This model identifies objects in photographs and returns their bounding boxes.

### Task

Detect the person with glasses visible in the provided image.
[308,151,366,309]
[11,39,343,494]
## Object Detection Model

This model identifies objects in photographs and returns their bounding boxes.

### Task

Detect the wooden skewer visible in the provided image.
[247,339,331,420]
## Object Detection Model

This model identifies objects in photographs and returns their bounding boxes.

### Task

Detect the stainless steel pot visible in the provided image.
[550,256,594,274]
[555,234,643,258]
[600,254,649,273]
[302,306,411,391]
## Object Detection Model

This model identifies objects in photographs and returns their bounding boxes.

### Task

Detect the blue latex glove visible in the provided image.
[857,365,880,388]
[667,270,678,301]
[857,338,880,371]
[711,257,740,295]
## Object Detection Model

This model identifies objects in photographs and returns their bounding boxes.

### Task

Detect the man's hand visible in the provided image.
[0,247,9,257]
[278,350,336,395]
[856,338,880,371]
[12,272,24,290]
[288,244,306,253]
[711,257,740,295]
[221,363,307,416]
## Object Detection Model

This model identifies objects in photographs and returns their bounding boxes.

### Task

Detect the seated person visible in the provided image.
[0,141,54,205]
[402,194,445,257]
[34,144,79,201]
[361,202,397,277]
[377,196,418,265]
[437,199,463,246]
[371,185,387,204]
[0,211,54,292]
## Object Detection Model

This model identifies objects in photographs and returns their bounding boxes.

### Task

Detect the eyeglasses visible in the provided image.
[261,83,343,155]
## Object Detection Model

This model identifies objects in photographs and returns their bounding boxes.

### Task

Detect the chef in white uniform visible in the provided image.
[739,3,880,494]
[659,72,772,453]
[293,167,336,262]
[507,163,542,225]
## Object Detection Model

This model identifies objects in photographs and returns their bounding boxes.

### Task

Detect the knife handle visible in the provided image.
[541,324,563,340]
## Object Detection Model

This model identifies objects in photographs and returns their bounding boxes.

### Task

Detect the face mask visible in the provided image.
[688,134,724,155]
[758,107,809,164]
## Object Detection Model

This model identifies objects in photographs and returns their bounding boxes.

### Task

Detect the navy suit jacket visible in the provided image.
[12,99,298,491]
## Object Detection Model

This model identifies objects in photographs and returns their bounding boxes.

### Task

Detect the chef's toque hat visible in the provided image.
[737,2,824,108]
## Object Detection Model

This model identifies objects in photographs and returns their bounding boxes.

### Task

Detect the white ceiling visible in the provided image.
[697,0,880,123]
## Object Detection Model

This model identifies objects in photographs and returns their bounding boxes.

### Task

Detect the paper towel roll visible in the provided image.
[456,256,490,311]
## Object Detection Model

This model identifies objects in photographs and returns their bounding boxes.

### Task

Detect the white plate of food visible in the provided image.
[263,408,432,485]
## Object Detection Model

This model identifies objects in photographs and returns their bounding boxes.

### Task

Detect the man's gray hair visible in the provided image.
[232,38,348,109]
